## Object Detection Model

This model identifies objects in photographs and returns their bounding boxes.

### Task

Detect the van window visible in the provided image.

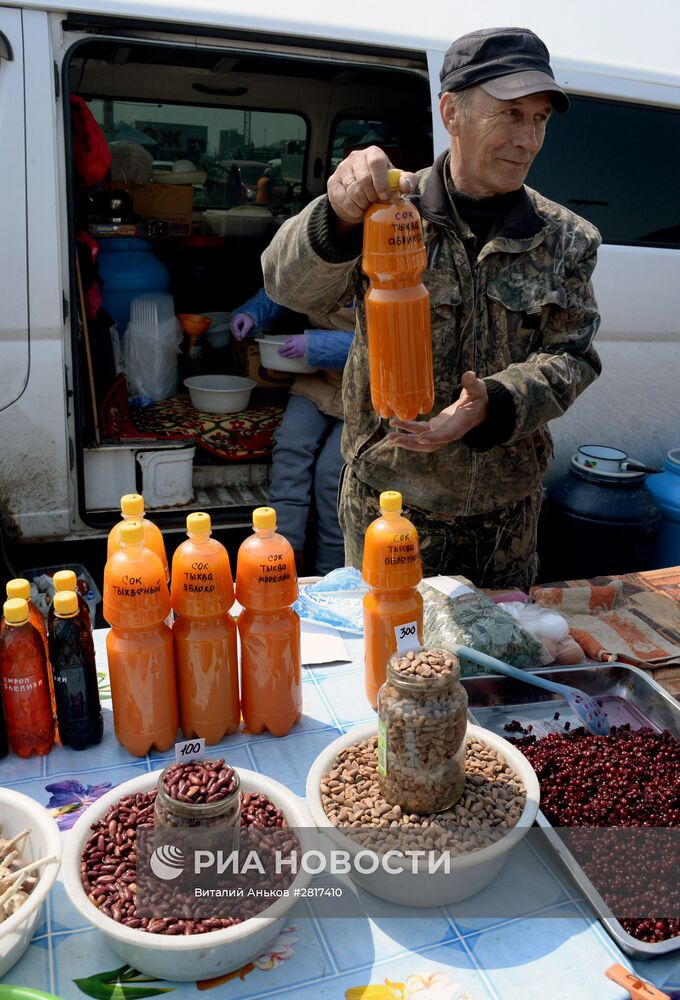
[90,100,307,211]
[330,117,432,175]
[527,96,680,248]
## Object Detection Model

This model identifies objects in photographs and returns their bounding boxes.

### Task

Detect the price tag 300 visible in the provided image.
[394,620,420,655]
[174,737,206,764]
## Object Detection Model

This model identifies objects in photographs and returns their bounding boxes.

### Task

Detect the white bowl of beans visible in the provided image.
[62,767,314,983]
[0,787,62,977]
[306,721,540,907]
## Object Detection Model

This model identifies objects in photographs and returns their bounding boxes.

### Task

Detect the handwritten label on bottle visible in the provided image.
[257,554,291,585]
[182,565,216,594]
[394,621,420,655]
[174,737,206,764]
[1,676,44,694]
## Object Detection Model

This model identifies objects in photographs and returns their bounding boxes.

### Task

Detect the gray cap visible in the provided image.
[439,26,569,112]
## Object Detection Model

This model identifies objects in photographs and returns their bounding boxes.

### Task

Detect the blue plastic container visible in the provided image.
[97,238,170,334]
[542,460,661,579]
[646,449,680,567]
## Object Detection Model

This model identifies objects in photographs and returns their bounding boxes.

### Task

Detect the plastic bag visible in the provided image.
[497,602,570,661]
[124,322,181,401]
[420,576,549,673]
[294,567,366,633]
[70,95,111,188]
[109,140,153,185]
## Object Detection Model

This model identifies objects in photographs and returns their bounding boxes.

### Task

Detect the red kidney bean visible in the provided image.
[80,784,289,936]
[160,760,238,804]
[511,723,680,942]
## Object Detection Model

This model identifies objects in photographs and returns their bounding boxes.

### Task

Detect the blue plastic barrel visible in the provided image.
[646,449,680,568]
[542,459,661,579]
[97,238,170,334]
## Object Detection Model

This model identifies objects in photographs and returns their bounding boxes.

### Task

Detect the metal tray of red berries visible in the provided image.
[463,661,680,958]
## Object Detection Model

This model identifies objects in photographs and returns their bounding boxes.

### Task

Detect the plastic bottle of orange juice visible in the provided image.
[235,507,301,737]
[0,598,55,757]
[107,493,169,583]
[362,490,424,709]
[171,512,239,743]
[362,168,434,421]
[103,519,178,756]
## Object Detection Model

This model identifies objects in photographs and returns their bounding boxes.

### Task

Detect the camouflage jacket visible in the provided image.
[262,151,602,517]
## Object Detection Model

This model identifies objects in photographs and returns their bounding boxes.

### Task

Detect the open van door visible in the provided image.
[0,7,29,410]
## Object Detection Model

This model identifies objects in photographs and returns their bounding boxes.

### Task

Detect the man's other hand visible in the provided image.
[387,371,489,452]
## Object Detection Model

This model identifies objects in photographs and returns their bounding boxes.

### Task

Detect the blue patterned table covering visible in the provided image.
[1,629,679,1000]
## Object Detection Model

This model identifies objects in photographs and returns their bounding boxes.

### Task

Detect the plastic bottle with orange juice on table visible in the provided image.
[235,506,301,737]
[107,493,170,583]
[49,569,92,629]
[362,168,434,421]
[362,490,424,709]
[0,598,55,757]
[171,512,239,743]
[103,519,178,756]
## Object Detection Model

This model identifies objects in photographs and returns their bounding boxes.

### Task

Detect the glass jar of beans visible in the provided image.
[377,647,468,814]
[154,758,241,836]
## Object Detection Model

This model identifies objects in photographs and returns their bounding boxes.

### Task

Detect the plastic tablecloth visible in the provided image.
[1,629,680,1000]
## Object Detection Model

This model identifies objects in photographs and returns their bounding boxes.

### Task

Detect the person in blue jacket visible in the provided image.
[231,288,354,575]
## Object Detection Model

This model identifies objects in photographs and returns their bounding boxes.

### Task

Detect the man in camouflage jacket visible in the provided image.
[262,27,601,588]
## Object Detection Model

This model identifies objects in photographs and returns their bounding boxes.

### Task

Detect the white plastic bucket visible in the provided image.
[136,447,195,507]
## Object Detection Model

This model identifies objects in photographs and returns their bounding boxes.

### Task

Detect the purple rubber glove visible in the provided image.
[231,312,256,340]
[278,334,307,359]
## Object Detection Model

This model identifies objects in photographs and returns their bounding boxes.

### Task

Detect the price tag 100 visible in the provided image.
[394,620,420,655]
[174,737,206,764]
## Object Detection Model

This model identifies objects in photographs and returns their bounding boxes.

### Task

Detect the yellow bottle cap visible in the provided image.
[253,506,276,530]
[6,578,30,601]
[4,598,29,625]
[187,512,211,535]
[119,520,144,545]
[53,591,78,617]
[380,490,402,513]
[387,168,401,190]
[53,569,77,592]
[121,493,144,516]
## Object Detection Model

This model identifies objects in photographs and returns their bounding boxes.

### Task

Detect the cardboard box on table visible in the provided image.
[118,182,193,236]
[232,341,294,389]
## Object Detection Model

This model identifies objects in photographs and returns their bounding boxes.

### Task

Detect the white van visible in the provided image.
[0,0,679,560]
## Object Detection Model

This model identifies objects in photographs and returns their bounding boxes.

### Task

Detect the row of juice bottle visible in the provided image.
[103,488,424,757]
[0,572,103,757]
[0,486,424,760]
[103,496,301,756]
